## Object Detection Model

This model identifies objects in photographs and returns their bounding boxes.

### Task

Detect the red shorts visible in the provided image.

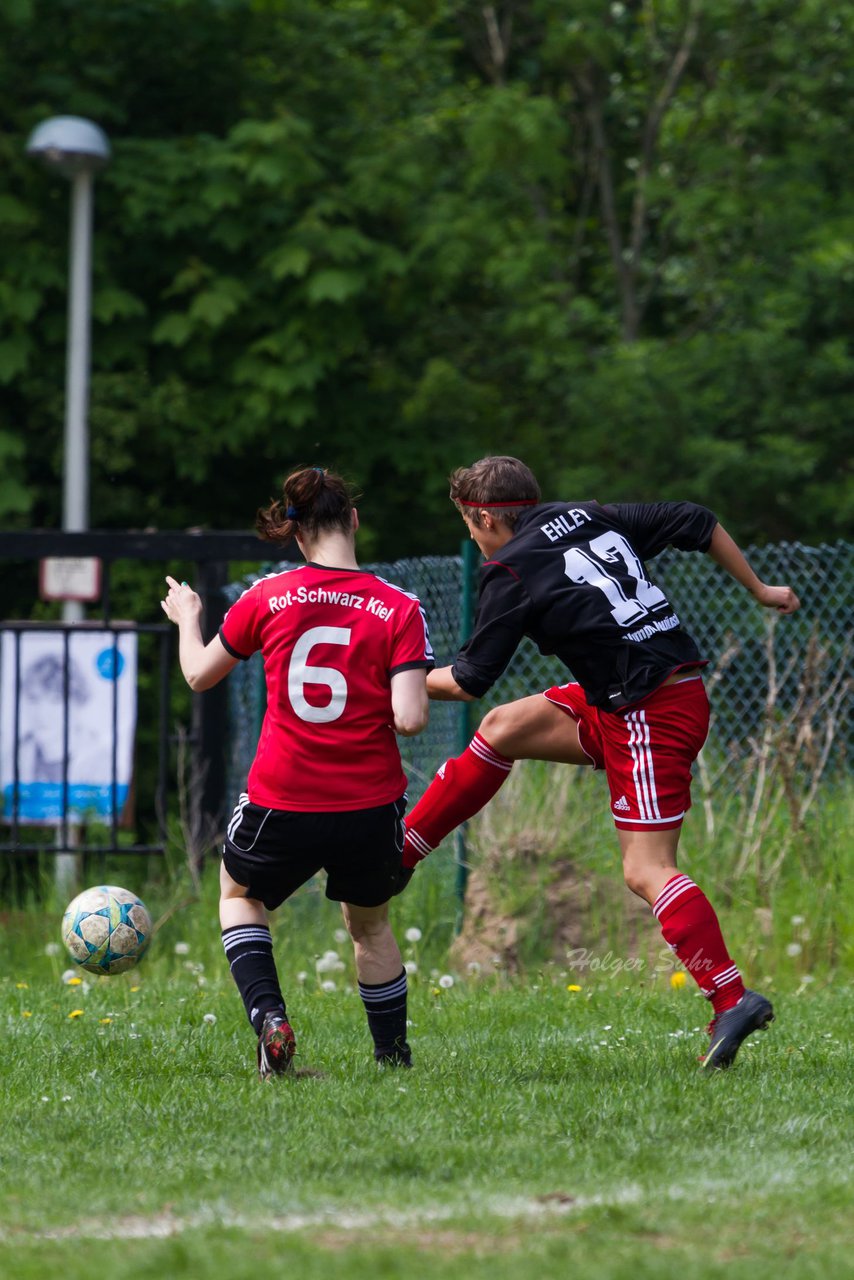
[543,676,710,832]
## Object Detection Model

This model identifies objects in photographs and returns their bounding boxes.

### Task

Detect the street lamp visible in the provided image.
[26,115,111,623]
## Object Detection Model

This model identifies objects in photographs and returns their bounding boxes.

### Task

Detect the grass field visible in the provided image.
[1,856,852,1280]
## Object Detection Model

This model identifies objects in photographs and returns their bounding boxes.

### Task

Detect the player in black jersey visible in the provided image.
[401,456,801,1069]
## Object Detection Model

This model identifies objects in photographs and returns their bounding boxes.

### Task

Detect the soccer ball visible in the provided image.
[61,884,153,975]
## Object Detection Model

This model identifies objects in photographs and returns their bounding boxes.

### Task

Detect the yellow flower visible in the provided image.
[130,986,141,993]
[21,1011,32,1018]
[16,982,28,989]
[66,977,83,986]
[670,971,687,989]
[99,1017,112,1025]
[68,1009,84,1018]
[566,984,582,992]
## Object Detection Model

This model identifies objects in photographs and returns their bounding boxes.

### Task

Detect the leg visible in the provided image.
[343,900,410,1063]
[618,827,746,1015]
[404,695,590,864]
[219,861,295,1076]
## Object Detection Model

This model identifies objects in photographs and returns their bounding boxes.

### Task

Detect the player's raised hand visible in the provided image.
[160,575,202,625]
[755,583,801,614]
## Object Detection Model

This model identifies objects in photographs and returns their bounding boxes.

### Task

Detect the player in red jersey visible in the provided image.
[400,456,801,1070]
[162,466,432,1078]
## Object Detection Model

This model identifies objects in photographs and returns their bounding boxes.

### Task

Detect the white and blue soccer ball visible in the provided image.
[61,884,152,975]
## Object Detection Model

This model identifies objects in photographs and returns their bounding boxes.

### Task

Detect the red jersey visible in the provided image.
[219,563,433,812]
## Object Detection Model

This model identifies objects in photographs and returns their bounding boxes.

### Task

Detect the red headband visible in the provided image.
[457,498,538,508]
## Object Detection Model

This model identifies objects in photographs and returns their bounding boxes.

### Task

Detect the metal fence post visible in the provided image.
[454,538,479,932]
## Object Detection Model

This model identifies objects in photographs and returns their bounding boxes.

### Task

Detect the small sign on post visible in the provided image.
[39,557,102,603]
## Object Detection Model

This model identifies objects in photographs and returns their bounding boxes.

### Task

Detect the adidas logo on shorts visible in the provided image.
[613,795,631,812]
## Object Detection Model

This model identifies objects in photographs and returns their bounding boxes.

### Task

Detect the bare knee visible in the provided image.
[480,702,524,754]
[341,905,390,946]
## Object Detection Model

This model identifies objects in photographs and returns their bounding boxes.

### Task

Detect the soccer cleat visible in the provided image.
[701,989,774,1070]
[376,1042,412,1068]
[257,1011,296,1081]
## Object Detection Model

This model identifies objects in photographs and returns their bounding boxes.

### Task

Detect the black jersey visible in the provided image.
[452,501,718,712]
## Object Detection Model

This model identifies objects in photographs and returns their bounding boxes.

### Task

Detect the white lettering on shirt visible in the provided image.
[539,508,593,543]
[623,613,681,643]
[270,587,367,612]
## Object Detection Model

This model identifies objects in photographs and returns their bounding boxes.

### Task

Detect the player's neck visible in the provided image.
[302,531,359,570]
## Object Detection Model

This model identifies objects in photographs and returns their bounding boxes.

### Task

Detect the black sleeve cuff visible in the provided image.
[389,659,434,676]
[218,628,250,661]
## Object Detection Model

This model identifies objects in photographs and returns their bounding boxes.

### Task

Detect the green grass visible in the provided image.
[1,862,852,1280]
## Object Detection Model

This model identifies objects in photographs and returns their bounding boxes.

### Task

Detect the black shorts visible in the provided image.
[222,793,407,910]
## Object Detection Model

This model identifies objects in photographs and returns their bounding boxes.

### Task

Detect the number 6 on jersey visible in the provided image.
[288,626,351,723]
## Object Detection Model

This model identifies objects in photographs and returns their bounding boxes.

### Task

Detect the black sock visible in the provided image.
[221,925,286,1035]
[358,968,410,1062]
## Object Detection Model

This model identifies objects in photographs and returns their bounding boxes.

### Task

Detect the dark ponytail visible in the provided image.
[256,466,355,544]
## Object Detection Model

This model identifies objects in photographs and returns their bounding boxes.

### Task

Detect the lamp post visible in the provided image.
[26,117,110,892]
[26,115,111,623]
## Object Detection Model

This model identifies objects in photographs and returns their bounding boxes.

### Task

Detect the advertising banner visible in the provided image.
[0,629,137,825]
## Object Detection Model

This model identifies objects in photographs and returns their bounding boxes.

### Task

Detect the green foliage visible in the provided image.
[0,0,852,566]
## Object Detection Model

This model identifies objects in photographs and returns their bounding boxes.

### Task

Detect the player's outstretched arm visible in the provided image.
[390,668,429,737]
[425,665,478,701]
[160,576,239,691]
[707,525,801,614]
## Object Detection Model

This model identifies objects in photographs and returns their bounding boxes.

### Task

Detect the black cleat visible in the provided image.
[701,990,774,1070]
[257,1012,296,1081]
[376,1042,412,1068]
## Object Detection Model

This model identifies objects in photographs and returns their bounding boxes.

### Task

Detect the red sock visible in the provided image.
[652,874,746,1016]
[403,732,513,867]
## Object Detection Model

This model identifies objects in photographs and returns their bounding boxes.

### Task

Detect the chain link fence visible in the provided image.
[224,540,852,807]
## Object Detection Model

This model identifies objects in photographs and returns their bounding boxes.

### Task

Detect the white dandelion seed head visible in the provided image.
[790,915,805,927]
[321,979,337,993]
[296,971,308,983]
[786,942,803,957]
[405,927,422,943]
[404,961,418,975]
[61,970,78,984]
[438,974,454,989]
[44,942,61,957]
[315,953,341,974]
[203,1013,217,1025]
[174,942,190,955]
[466,961,481,975]
[333,928,348,944]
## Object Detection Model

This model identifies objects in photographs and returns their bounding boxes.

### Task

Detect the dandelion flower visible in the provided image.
[66,977,82,987]
[403,961,418,975]
[333,928,348,944]
[467,961,481,976]
[99,1018,112,1025]
[790,915,805,927]
[61,970,79,984]
[321,979,337,993]
[16,981,28,989]
[567,984,582,993]
[786,943,802,958]
[22,1011,32,1018]
[296,971,308,984]
[438,974,454,989]
[405,927,422,943]
[68,1009,84,1019]
[130,985,141,993]
[44,942,61,957]
[203,1013,217,1025]
[174,941,190,955]
[670,972,687,989]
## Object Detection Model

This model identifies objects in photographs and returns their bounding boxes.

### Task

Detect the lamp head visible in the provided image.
[26,116,111,179]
